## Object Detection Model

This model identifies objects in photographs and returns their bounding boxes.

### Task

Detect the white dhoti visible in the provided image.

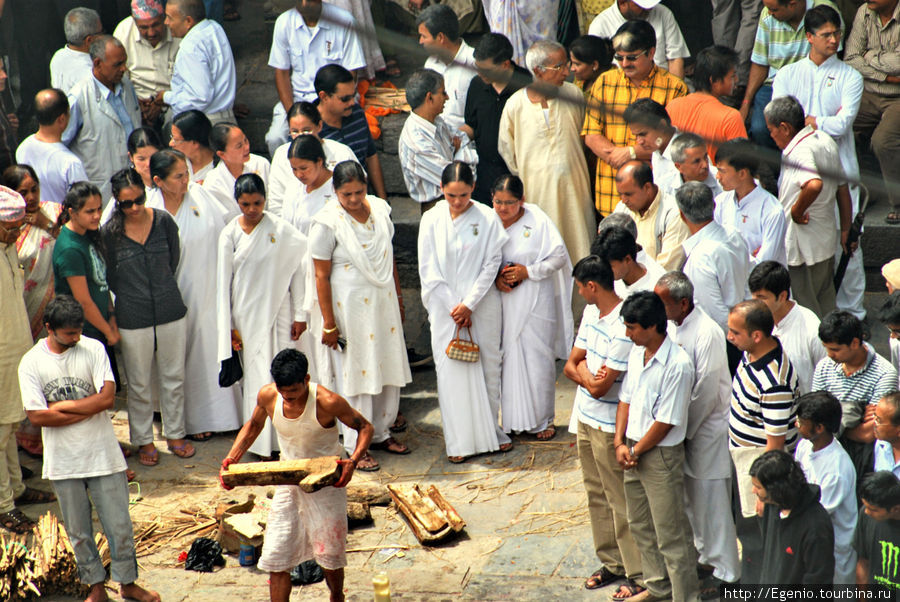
[684,475,740,583]
[257,485,348,572]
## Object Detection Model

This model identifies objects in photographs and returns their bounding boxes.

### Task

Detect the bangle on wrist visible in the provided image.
[323,325,338,334]
[628,146,636,160]
[629,445,637,458]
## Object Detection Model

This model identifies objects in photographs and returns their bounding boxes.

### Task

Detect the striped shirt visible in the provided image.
[574,302,632,433]
[319,103,376,164]
[751,0,842,84]
[845,1,900,97]
[582,65,687,216]
[729,338,800,449]
[811,343,898,434]
[398,113,478,204]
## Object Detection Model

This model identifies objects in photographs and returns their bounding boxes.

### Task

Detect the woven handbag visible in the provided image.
[445,326,479,362]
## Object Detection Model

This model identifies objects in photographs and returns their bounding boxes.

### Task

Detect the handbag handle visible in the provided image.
[453,325,474,343]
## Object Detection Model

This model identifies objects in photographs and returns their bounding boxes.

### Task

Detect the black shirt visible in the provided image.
[854,508,900,591]
[463,64,531,203]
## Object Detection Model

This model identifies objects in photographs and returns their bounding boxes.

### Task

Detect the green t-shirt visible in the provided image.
[52,226,110,341]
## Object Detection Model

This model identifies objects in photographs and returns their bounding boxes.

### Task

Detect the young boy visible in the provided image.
[854,471,900,590]
[793,391,858,583]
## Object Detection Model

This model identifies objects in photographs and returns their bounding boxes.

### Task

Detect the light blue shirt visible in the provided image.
[874,440,900,478]
[163,19,236,115]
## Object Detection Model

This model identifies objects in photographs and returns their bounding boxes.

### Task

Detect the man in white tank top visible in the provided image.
[220,349,373,602]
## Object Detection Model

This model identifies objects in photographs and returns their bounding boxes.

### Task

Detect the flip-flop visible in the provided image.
[187,432,213,442]
[168,442,196,459]
[535,425,557,441]
[448,456,466,464]
[498,442,513,453]
[369,436,410,455]
[138,447,159,466]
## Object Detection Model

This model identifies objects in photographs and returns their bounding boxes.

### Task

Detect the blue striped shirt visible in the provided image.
[574,302,632,433]
[319,103,376,165]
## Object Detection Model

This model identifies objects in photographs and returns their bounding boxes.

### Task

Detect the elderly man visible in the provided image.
[764,95,851,318]
[462,33,531,204]
[612,161,689,271]
[588,0,689,78]
[417,5,476,133]
[846,0,900,225]
[15,89,89,204]
[62,36,140,203]
[498,39,595,262]
[773,5,865,319]
[658,134,723,199]
[264,0,364,156]
[113,0,180,127]
[583,20,687,217]
[0,187,46,535]
[654,271,740,592]
[50,8,103,94]
[399,69,477,211]
[161,0,236,124]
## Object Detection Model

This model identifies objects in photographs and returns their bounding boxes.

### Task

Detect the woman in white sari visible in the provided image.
[170,110,215,184]
[203,123,270,221]
[150,149,241,441]
[310,161,411,471]
[418,161,513,463]
[217,174,314,458]
[282,135,335,236]
[492,175,573,440]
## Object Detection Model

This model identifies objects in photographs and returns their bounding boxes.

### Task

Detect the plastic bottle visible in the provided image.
[372,572,391,601]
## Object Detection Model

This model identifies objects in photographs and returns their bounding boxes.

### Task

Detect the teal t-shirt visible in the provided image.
[52,226,110,341]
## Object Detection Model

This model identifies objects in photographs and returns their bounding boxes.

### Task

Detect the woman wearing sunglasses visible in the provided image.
[101,168,192,467]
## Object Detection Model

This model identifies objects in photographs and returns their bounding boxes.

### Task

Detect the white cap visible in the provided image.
[632,0,661,8]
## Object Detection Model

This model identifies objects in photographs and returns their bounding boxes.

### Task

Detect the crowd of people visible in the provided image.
[0,0,900,600]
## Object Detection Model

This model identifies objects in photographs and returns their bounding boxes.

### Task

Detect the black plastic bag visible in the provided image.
[290,560,324,585]
[184,537,226,572]
[218,350,243,388]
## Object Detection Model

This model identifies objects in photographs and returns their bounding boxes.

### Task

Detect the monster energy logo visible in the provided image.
[881,540,900,583]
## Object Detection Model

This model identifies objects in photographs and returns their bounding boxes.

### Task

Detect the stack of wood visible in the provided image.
[388,484,466,544]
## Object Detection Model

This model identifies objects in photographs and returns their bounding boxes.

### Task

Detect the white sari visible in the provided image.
[498,203,573,433]
[283,177,336,236]
[418,200,511,457]
[202,154,271,221]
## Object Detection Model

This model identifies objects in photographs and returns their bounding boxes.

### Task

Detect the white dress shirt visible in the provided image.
[164,19,236,116]
[268,5,365,102]
[620,335,694,447]
[657,163,723,199]
[113,16,180,99]
[715,185,788,266]
[398,112,478,204]
[588,3,689,68]
[49,46,93,94]
[773,302,826,395]
[681,221,750,331]
[424,40,477,132]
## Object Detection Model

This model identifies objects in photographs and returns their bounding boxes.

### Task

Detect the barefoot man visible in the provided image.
[220,348,373,602]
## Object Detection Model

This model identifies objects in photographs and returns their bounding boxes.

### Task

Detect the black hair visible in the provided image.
[474,32,514,64]
[416,4,459,42]
[314,64,354,96]
[490,174,524,200]
[209,122,239,165]
[332,161,367,190]
[1,165,39,190]
[270,348,309,387]
[612,20,656,52]
[58,181,105,255]
[44,294,85,331]
[172,110,212,146]
[623,98,671,130]
[35,88,69,126]
[287,101,322,126]
[714,138,759,176]
[234,172,266,201]
[693,45,738,93]
[170,0,206,21]
[818,310,864,346]
[287,134,326,164]
[149,148,188,184]
[859,471,900,512]
[106,168,145,240]
[616,161,654,188]
[749,450,808,511]
[621,290,667,334]
[592,225,639,262]
[804,4,841,34]
[572,255,614,291]
[731,299,775,337]
[441,161,475,187]
[127,127,162,156]
[748,260,791,297]
[880,392,900,429]
[796,391,842,434]
[878,291,900,326]
[569,35,613,72]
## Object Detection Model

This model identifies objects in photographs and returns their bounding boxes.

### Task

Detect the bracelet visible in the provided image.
[628,146,636,160]
[614,443,626,450]
[323,325,338,334]
[629,445,637,458]
[741,98,750,105]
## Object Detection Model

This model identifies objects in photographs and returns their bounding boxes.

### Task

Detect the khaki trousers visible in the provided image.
[576,422,642,580]
[789,257,836,319]
[854,91,900,211]
[0,422,25,513]
[624,442,700,601]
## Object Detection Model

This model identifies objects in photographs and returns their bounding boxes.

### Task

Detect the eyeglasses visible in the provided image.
[335,94,355,103]
[542,62,567,72]
[493,199,521,206]
[614,49,650,63]
[812,29,842,40]
[117,195,146,210]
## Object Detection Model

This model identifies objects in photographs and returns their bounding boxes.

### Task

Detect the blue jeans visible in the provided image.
[52,472,137,586]
[749,84,776,149]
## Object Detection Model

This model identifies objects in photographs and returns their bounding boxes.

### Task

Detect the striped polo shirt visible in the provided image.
[729,338,800,449]
[751,0,842,83]
[319,103,376,165]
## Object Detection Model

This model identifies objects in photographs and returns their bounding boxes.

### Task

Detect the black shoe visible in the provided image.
[20,466,33,480]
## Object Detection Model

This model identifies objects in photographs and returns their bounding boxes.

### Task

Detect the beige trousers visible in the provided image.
[0,422,25,513]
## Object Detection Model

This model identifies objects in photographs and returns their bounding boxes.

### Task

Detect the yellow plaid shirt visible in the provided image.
[582,66,687,215]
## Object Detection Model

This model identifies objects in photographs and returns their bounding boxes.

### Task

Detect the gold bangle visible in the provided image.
[323,326,338,334]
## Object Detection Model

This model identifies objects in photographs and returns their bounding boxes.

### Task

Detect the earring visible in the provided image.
[655,137,663,147]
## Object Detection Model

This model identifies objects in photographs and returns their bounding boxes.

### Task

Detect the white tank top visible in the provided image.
[272,383,342,461]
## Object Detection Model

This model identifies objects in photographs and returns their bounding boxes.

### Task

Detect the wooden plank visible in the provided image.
[387,484,447,533]
[221,457,341,491]
[347,482,391,506]
[426,485,466,532]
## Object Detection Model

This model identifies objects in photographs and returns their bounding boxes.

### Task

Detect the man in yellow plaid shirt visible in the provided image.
[583,20,687,216]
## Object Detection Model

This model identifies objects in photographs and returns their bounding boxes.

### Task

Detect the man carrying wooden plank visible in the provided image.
[220,348,373,602]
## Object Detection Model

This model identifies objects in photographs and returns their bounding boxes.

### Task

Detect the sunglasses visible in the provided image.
[117,195,146,210]
[614,49,650,63]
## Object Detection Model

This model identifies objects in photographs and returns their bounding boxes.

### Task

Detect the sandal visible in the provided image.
[610,579,646,601]
[498,442,513,453]
[187,432,213,442]
[369,436,410,455]
[167,442,196,459]
[356,452,380,472]
[138,447,159,466]
[0,509,35,534]
[447,456,466,464]
[585,567,624,590]
[14,487,56,505]
[886,211,900,225]
[535,425,557,441]
[389,414,408,433]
